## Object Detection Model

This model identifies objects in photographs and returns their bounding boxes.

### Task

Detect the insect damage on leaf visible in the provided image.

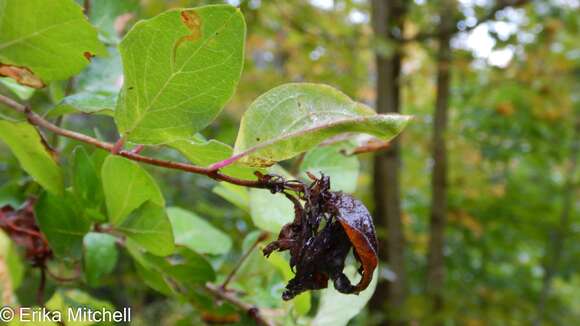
[0,199,52,267]
[173,10,202,61]
[0,64,45,88]
[261,173,378,300]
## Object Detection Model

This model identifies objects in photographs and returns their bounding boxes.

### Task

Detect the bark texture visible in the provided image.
[426,1,454,320]
[370,0,407,323]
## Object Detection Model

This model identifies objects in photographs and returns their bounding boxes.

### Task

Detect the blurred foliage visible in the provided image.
[0,0,578,325]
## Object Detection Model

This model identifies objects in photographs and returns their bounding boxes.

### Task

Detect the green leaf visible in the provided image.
[161,247,216,285]
[212,183,250,213]
[35,192,91,258]
[0,229,24,290]
[249,189,293,234]
[299,142,360,193]
[48,47,123,118]
[133,257,173,295]
[312,266,378,326]
[83,232,118,286]
[101,155,164,225]
[171,139,256,179]
[167,207,232,255]
[0,77,34,100]
[0,121,63,195]
[48,91,116,118]
[0,0,106,84]
[115,5,246,144]
[46,289,115,326]
[232,83,411,166]
[127,242,214,296]
[72,147,106,222]
[117,201,174,256]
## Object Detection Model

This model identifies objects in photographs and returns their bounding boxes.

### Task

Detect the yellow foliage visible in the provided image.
[449,210,483,238]
[495,102,515,117]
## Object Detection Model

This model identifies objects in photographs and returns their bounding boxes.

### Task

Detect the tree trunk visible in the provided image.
[534,118,579,326]
[370,0,407,323]
[426,2,453,321]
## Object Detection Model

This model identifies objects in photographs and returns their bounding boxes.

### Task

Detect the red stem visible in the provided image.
[0,94,301,191]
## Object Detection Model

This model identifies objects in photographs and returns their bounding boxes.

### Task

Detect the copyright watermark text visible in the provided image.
[0,306,131,323]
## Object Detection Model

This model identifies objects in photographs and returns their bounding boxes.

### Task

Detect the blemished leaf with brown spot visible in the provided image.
[115,5,245,144]
[0,0,106,85]
[232,83,411,167]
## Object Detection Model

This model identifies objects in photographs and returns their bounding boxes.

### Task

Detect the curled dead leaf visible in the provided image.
[0,199,52,266]
[262,173,378,300]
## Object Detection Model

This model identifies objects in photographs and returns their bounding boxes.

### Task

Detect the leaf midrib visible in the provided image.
[0,18,81,51]
[123,9,238,134]
[234,115,403,160]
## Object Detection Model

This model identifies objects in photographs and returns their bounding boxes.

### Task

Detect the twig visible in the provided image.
[205,283,274,326]
[36,267,46,305]
[222,232,269,290]
[0,94,302,192]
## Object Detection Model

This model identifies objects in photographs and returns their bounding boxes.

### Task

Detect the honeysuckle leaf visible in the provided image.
[212,182,250,213]
[36,192,91,258]
[71,147,106,222]
[249,189,293,234]
[48,47,123,118]
[312,267,378,326]
[117,201,174,257]
[115,5,245,144]
[0,121,63,195]
[299,142,360,193]
[48,91,116,118]
[170,138,255,179]
[126,241,215,296]
[101,156,164,225]
[83,232,118,286]
[46,289,115,325]
[0,0,106,85]
[0,77,35,100]
[167,207,231,255]
[0,230,24,290]
[232,83,411,167]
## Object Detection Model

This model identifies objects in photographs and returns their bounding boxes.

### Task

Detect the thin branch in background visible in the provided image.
[221,231,269,290]
[205,283,274,326]
[36,267,46,305]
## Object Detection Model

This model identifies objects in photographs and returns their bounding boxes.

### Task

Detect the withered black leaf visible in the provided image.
[261,173,378,300]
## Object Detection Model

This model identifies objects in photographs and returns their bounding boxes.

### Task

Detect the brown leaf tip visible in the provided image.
[0,64,45,88]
